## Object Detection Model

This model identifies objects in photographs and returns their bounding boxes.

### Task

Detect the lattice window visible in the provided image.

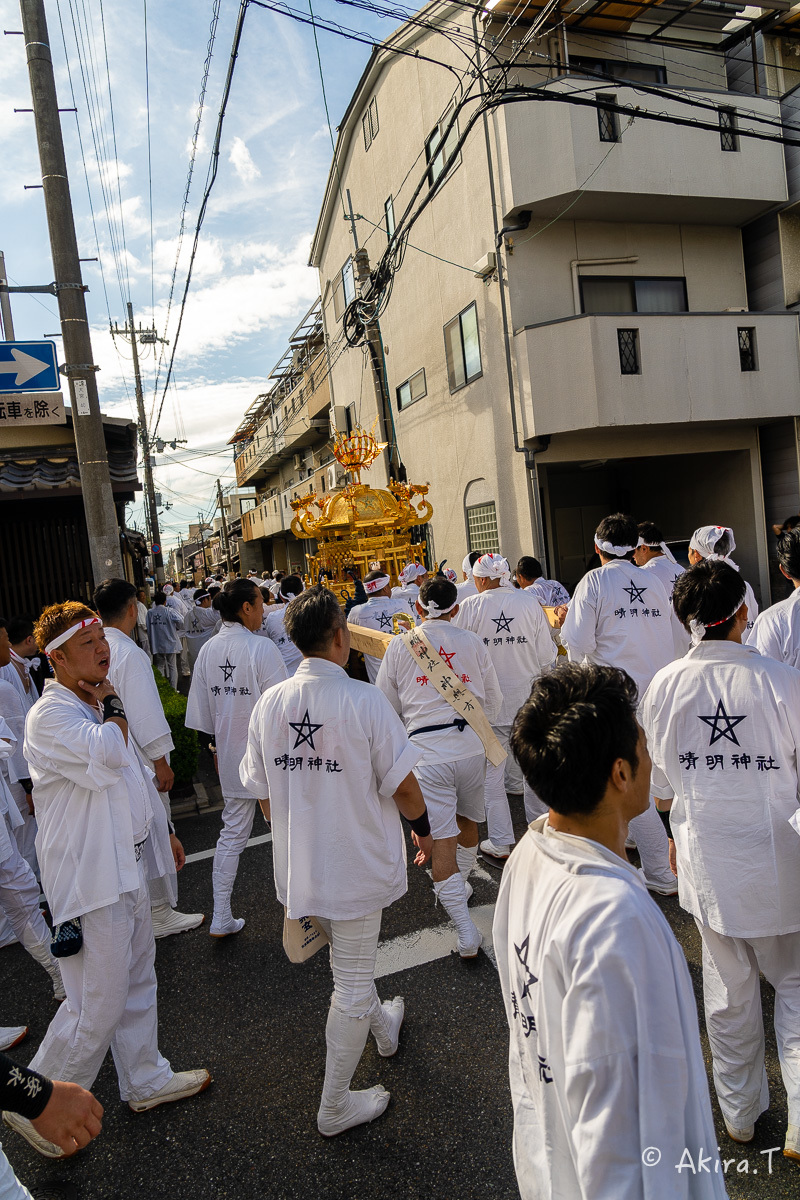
[738,327,757,371]
[597,93,619,143]
[617,328,640,375]
[467,502,500,555]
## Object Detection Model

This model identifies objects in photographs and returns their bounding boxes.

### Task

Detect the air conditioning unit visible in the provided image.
[332,405,349,433]
[327,465,346,491]
[293,453,303,470]
[473,251,496,279]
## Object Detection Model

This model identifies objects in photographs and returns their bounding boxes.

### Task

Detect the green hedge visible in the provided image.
[152,667,199,789]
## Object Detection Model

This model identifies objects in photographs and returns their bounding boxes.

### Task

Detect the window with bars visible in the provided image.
[362,97,379,151]
[719,107,738,152]
[617,328,640,375]
[396,368,427,411]
[384,196,395,240]
[738,327,757,371]
[467,502,500,555]
[597,93,620,142]
[444,303,482,392]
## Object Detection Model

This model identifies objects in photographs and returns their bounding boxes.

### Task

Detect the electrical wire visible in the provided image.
[143,0,155,320]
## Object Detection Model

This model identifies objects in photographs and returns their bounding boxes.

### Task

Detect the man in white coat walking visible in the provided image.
[642,559,800,1159]
[146,593,183,688]
[494,662,727,1199]
[747,525,800,668]
[4,602,209,1159]
[559,512,678,895]
[349,570,413,682]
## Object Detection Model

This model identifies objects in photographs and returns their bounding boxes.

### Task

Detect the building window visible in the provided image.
[425,107,460,189]
[384,196,395,240]
[580,276,687,314]
[332,258,356,321]
[569,55,667,84]
[467,502,500,555]
[738,327,757,371]
[596,93,619,142]
[719,107,738,152]
[396,368,427,411]
[617,328,641,375]
[362,96,379,151]
[444,303,482,392]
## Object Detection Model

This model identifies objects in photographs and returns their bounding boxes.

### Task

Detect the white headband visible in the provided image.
[595,538,636,557]
[164,584,174,593]
[688,594,746,646]
[472,553,509,579]
[462,554,473,576]
[640,538,678,565]
[418,598,458,618]
[365,575,391,595]
[399,564,417,585]
[45,617,102,656]
[415,564,427,578]
[279,583,305,602]
[443,568,458,583]
[689,525,736,562]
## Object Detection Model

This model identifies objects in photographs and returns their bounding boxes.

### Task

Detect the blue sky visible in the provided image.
[0,0,391,549]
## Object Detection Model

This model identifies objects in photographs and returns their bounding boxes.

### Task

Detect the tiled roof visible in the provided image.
[0,447,138,492]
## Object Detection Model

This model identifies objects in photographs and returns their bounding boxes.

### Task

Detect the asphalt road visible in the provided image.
[2,793,797,1200]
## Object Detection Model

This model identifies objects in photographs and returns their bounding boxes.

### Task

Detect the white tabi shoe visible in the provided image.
[784,1123,800,1161]
[209,916,245,938]
[128,1068,212,1112]
[2,1112,64,1159]
[0,1026,28,1051]
[151,906,205,939]
[373,997,405,1058]
[479,838,511,861]
[639,869,678,898]
[724,1118,755,1144]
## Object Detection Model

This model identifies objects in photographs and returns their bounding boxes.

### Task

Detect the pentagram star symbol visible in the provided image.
[438,645,456,670]
[378,612,393,630]
[289,709,323,750]
[623,582,648,604]
[698,699,747,746]
[491,610,515,633]
[514,934,538,1000]
[220,658,236,682]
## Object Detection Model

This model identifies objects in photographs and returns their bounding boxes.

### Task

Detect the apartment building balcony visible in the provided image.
[500,82,787,225]
[514,311,800,437]
[241,497,288,542]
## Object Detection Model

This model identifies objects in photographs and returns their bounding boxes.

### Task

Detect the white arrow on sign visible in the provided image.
[0,348,50,386]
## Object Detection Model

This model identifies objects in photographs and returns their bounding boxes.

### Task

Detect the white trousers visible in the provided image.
[628,795,674,888]
[153,653,178,689]
[0,1147,31,1200]
[0,842,48,947]
[29,858,173,1102]
[484,726,515,847]
[414,754,485,840]
[7,783,37,880]
[316,909,383,1019]
[212,794,257,915]
[179,636,190,676]
[697,921,800,1129]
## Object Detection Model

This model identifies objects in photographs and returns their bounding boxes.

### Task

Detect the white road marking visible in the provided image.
[184,832,272,864]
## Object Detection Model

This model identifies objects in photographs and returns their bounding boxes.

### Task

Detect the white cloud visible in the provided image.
[228,136,261,184]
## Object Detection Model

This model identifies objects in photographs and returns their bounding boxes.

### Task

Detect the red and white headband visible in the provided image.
[45,617,102,656]
[365,574,391,594]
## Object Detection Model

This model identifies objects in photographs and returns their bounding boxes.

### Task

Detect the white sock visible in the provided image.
[456,843,478,883]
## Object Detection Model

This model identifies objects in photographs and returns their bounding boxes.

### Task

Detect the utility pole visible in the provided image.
[216,478,231,578]
[19,0,123,581]
[197,514,209,577]
[0,253,15,339]
[111,303,164,583]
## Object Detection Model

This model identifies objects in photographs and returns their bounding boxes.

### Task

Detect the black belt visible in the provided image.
[409,718,468,737]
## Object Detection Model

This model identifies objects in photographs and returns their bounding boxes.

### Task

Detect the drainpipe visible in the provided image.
[570,256,638,314]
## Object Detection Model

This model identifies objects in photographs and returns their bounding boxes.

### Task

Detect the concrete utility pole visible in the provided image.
[352,247,400,480]
[0,253,15,339]
[19,0,124,581]
[197,514,209,577]
[111,303,165,583]
[216,478,231,577]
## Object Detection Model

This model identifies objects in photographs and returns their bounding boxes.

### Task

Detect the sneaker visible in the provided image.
[724,1117,754,1144]
[642,873,679,897]
[480,838,511,861]
[128,1068,212,1112]
[785,1123,800,1161]
[2,1111,64,1159]
[209,916,245,938]
[0,1026,28,1051]
[151,906,205,939]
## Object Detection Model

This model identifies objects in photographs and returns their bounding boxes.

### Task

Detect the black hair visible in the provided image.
[637,521,664,545]
[777,527,800,581]
[672,560,746,639]
[284,584,345,654]
[260,586,273,603]
[510,663,640,816]
[6,617,35,645]
[179,579,188,588]
[279,575,304,599]
[0,617,7,632]
[216,579,260,624]
[418,576,457,612]
[153,591,167,605]
[468,551,481,569]
[208,585,221,598]
[594,513,638,561]
[516,556,543,582]
[93,578,137,622]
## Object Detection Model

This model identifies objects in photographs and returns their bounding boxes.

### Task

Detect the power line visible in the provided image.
[143,0,155,320]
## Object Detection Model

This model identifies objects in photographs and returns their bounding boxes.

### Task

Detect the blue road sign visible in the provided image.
[0,341,60,394]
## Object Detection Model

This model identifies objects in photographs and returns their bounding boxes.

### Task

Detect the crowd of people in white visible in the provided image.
[1,510,800,1199]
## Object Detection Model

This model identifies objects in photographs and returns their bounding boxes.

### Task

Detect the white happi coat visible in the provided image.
[0,679,29,794]
[0,717,24,863]
[146,605,183,655]
[494,819,726,1200]
[641,640,800,938]
[376,621,502,764]
[456,577,478,603]
[23,681,173,925]
[526,579,570,606]
[391,583,420,622]
[747,586,800,669]
[348,595,414,683]
[183,605,220,656]
[240,657,421,920]
[641,555,690,654]
[454,588,556,726]
[561,559,677,699]
[261,606,302,677]
[186,622,287,798]
[0,660,35,715]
